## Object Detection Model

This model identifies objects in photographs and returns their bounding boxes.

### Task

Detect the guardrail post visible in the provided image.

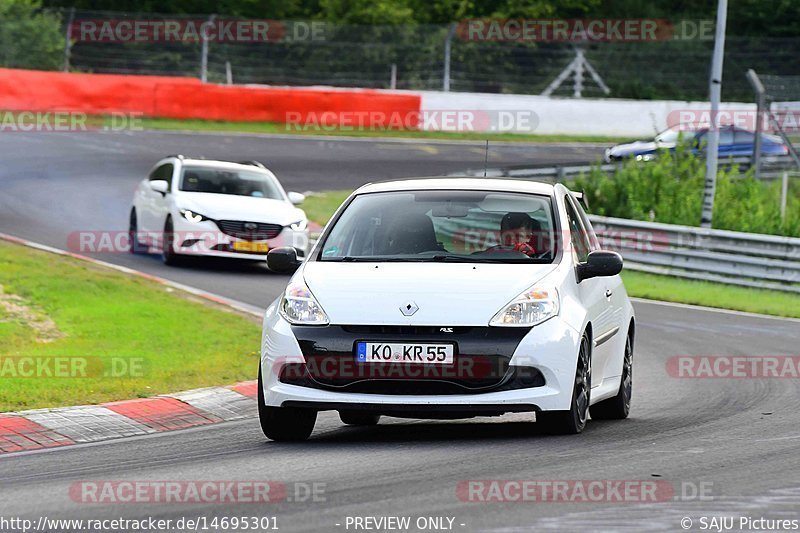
[62,7,75,72]
[443,23,456,92]
[200,14,216,83]
[781,171,789,221]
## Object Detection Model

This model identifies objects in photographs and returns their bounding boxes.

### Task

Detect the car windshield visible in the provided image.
[654,128,697,143]
[319,190,556,263]
[179,166,284,199]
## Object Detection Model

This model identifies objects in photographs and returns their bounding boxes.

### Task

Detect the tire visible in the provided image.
[161,217,182,266]
[590,330,633,420]
[258,369,316,442]
[128,209,148,254]
[339,411,380,426]
[537,332,591,435]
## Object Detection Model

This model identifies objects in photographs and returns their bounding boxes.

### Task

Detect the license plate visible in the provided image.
[356,342,454,365]
[232,241,269,253]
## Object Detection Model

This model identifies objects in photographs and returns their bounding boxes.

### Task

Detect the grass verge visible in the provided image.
[139,117,624,144]
[0,240,261,412]
[302,190,800,319]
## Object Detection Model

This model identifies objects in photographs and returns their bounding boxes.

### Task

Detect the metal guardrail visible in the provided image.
[588,215,800,293]
[466,155,797,182]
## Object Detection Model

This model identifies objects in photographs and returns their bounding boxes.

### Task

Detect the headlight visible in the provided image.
[489,287,559,327]
[289,219,308,231]
[279,280,329,325]
[179,209,210,223]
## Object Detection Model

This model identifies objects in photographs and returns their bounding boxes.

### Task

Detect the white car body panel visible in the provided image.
[260,178,635,414]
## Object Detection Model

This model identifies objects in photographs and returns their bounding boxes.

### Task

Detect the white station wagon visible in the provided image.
[259,178,634,440]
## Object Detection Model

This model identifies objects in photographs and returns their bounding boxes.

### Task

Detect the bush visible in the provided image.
[0,0,63,70]
[572,145,800,237]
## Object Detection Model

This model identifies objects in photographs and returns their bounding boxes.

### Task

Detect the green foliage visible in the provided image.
[0,0,63,69]
[573,144,800,237]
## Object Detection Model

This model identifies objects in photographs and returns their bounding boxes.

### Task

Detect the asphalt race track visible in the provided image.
[0,130,602,306]
[1,131,799,532]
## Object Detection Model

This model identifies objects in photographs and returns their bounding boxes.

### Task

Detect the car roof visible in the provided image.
[174,158,274,174]
[354,177,557,196]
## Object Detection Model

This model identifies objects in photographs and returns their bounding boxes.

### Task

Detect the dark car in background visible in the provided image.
[604,125,789,162]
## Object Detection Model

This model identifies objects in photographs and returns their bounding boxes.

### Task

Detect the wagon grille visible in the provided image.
[216,220,283,241]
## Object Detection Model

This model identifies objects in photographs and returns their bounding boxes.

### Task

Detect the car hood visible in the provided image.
[607,140,672,158]
[177,192,304,224]
[302,261,558,326]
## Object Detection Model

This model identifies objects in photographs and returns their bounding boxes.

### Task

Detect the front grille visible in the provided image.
[216,220,283,241]
[287,325,535,395]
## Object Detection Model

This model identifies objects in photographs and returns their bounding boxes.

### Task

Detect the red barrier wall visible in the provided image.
[0,68,421,127]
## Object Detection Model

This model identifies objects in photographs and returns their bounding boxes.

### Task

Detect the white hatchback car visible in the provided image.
[129,156,309,265]
[259,178,634,440]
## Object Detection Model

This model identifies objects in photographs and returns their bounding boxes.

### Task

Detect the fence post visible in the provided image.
[200,14,216,83]
[62,7,75,72]
[443,23,456,92]
[225,61,233,85]
[746,69,765,180]
[700,0,729,228]
[390,63,397,90]
[781,171,789,221]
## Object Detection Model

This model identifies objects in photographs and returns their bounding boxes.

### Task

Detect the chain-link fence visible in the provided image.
[3,8,800,101]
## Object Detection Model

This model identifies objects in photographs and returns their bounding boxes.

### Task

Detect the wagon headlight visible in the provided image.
[289,219,308,231]
[179,209,210,223]
[490,286,559,327]
[279,280,329,325]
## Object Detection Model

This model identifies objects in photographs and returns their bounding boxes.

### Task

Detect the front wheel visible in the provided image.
[161,217,182,266]
[258,369,316,442]
[128,209,148,254]
[537,332,591,434]
[590,330,633,420]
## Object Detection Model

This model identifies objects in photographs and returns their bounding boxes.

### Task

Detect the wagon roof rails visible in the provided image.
[236,160,266,169]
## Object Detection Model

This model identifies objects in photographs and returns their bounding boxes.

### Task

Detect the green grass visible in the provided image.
[0,240,261,412]
[303,190,800,319]
[302,191,352,226]
[138,117,625,144]
[621,270,800,319]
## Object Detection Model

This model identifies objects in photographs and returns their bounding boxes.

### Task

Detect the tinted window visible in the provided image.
[179,167,283,199]
[734,130,755,144]
[149,163,173,181]
[564,197,591,263]
[320,190,556,263]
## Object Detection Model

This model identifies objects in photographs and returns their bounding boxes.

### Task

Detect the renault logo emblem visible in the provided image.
[400,301,419,316]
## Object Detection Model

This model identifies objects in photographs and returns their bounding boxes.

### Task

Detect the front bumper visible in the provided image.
[260,306,582,413]
[171,217,308,260]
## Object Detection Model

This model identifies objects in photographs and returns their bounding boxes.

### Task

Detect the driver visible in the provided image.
[500,212,541,257]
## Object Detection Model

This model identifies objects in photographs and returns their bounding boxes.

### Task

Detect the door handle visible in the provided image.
[605,289,613,298]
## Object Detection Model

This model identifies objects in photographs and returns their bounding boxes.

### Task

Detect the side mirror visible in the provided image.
[287,191,305,205]
[577,250,623,282]
[267,247,301,274]
[150,180,169,195]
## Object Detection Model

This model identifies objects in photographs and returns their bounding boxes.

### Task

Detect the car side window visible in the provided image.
[149,163,174,190]
[572,196,600,251]
[564,197,591,263]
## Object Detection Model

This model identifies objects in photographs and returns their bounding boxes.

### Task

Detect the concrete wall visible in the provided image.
[419,90,755,137]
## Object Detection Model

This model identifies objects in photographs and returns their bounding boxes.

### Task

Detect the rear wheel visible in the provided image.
[590,330,633,420]
[128,209,147,254]
[339,411,380,426]
[537,332,591,434]
[258,369,316,442]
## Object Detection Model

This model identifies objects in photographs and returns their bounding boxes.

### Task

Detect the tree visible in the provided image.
[0,0,63,69]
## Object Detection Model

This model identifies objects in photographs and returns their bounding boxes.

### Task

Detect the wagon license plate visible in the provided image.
[232,241,269,253]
